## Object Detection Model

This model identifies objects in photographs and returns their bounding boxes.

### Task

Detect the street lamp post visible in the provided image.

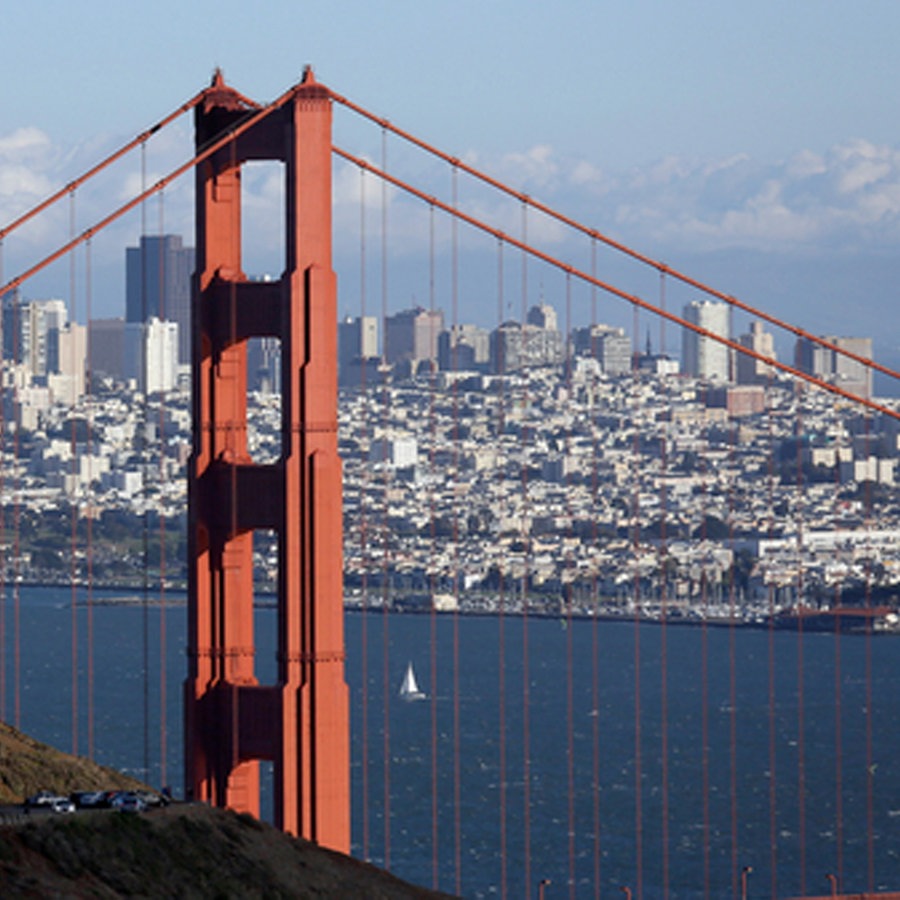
[538,878,551,900]
[826,873,838,898]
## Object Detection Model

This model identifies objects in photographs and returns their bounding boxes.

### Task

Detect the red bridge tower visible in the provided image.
[184,68,349,851]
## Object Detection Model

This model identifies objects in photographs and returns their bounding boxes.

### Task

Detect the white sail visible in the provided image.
[399,661,426,701]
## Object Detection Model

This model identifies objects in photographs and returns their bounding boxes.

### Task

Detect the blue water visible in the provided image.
[3,586,899,898]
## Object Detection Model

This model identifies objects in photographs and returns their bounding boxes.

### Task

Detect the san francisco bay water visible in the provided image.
[4,585,899,898]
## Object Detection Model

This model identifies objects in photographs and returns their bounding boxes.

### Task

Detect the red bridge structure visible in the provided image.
[3,69,900,899]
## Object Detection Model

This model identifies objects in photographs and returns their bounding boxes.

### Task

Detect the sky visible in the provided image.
[3,1,900,371]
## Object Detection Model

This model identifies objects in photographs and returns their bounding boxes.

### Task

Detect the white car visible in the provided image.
[50,798,75,814]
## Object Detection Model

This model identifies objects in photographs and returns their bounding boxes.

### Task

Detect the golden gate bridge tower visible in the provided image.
[184,68,349,851]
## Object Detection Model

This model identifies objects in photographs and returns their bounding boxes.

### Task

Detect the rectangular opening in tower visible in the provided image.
[246,336,281,464]
[252,527,279,684]
[240,161,285,280]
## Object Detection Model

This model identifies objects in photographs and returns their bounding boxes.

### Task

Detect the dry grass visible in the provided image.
[0,720,148,804]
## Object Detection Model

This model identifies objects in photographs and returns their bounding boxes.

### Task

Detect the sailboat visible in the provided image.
[399,661,426,701]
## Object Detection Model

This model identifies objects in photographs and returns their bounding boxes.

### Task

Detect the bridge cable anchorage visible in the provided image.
[331,91,896,385]
[1,76,306,301]
[0,87,209,242]
[331,145,900,423]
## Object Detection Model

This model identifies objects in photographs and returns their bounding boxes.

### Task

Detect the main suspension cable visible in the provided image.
[331,148,900,422]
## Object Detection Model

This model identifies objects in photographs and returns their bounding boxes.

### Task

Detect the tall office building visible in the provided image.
[2,293,68,380]
[384,307,443,365]
[572,323,632,375]
[339,315,378,369]
[736,320,776,385]
[795,335,873,399]
[438,323,490,371]
[124,317,179,394]
[682,300,730,381]
[126,234,194,364]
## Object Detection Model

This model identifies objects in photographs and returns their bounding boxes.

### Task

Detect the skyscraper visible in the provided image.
[682,300,730,381]
[125,234,194,364]
[736,320,776,385]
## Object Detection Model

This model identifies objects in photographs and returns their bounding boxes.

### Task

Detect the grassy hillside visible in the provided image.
[0,721,148,804]
[0,804,453,898]
[0,721,454,898]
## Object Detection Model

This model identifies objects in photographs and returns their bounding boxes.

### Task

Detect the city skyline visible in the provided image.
[2,5,900,381]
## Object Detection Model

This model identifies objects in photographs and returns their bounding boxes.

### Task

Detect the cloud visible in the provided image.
[555,138,900,254]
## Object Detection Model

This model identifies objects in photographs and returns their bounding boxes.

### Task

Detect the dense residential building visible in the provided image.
[682,300,730,381]
[125,234,194,364]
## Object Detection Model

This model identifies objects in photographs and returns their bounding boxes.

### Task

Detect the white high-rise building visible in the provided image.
[682,300,730,381]
[125,317,179,394]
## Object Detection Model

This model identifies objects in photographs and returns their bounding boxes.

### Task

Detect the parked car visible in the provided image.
[50,798,75,814]
[25,790,62,808]
[111,792,146,813]
[70,791,107,809]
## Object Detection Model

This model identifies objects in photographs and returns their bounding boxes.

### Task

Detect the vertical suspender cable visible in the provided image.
[496,236,509,900]
[451,164,462,897]
[728,416,740,895]
[766,372,779,899]
[0,237,5,724]
[795,393,807,896]
[427,201,440,890]
[519,198,532,897]
[12,290,21,730]
[658,272,670,900]
[832,395,844,891]
[69,188,79,756]
[140,139,151,781]
[699,433,711,899]
[631,301,643,898]
[589,237,602,900]
[157,189,168,788]
[357,165,371,861]
[863,411,875,891]
[380,125,392,871]
[85,237,95,760]
[564,271,576,900]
